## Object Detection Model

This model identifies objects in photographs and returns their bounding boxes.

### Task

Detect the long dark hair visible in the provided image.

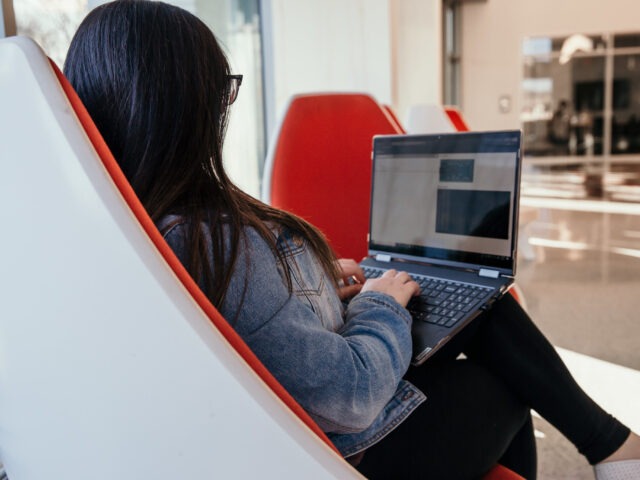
[64,0,339,308]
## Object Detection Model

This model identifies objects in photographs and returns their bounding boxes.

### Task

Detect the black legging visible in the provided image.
[356,294,630,480]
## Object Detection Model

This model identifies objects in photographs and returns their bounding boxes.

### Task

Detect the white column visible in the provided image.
[390,0,442,125]
[268,0,392,122]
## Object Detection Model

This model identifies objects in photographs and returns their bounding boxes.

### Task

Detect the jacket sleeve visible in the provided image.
[164,222,413,434]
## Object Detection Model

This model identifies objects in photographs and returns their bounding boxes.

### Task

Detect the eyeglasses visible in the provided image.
[227,74,243,104]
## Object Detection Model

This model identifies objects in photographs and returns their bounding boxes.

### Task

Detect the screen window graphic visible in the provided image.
[436,159,511,240]
[439,159,475,182]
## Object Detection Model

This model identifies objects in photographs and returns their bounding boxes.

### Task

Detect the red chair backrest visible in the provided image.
[381,104,406,134]
[444,106,470,132]
[267,93,403,261]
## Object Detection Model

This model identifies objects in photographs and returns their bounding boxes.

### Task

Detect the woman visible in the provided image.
[63,1,640,478]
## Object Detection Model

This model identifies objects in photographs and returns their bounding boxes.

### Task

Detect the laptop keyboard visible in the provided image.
[362,267,493,328]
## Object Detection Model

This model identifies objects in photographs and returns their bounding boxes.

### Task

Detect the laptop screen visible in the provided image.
[369,131,522,273]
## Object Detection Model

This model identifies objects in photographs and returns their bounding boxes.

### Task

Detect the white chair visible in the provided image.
[0,36,361,480]
[404,103,456,134]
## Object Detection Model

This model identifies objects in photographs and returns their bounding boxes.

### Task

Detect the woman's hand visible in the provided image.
[336,259,366,300]
[361,269,420,307]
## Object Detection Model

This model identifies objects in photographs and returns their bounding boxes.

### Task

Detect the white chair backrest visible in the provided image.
[0,36,360,480]
[405,103,455,134]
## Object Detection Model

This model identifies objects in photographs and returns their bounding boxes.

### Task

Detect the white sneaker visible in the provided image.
[594,460,640,480]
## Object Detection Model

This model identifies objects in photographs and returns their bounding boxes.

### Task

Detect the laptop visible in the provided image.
[360,130,523,366]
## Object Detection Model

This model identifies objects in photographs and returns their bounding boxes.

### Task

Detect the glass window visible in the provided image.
[522,35,606,158]
[202,0,265,198]
[14,0,87,67]
[611,54,640,155]
[13,0,265,198]
[522,33,640,201]
[614,33,640,49]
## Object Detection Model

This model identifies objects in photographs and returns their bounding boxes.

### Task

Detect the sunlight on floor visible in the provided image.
[521,196,640,216]
[557,347,640,432]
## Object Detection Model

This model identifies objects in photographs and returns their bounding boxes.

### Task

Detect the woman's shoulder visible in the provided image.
[157,212,284,258]
[157,213,187,235]
[157,214,190,263]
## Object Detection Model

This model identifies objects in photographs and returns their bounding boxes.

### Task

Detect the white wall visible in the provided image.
[460,0,640,131]
[267,0,442,133]
[269,0,392,120]
[390,0,442,124]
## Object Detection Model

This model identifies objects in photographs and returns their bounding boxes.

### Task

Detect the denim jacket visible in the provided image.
[159,215,426,457]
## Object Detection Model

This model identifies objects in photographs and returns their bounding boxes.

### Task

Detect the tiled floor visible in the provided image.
[515,195,640,479]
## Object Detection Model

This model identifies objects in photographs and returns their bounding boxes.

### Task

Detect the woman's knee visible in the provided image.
[455,360,529,430]
[410,360,528,426]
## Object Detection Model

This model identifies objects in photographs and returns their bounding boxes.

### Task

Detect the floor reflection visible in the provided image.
[521,162,640,202]
[516,195,640,479]
[517,197,640,370]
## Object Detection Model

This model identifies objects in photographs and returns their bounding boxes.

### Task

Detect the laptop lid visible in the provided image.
[368,130,522,277]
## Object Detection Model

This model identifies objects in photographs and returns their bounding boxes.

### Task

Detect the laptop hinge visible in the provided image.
[375,253,392,263]
[479,268,500,279]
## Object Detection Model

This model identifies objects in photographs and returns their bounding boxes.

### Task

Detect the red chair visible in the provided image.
[444,105,471,132]
[381,104,406,133]
[487,465,526,480]
[262,93,404,261]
